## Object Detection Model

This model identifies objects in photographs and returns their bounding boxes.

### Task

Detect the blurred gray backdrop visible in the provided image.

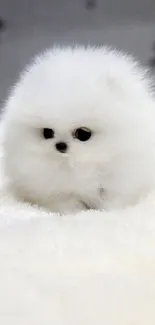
[0,0,155,103]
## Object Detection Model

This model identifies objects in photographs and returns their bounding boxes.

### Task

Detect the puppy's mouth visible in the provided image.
[57,152,69,158]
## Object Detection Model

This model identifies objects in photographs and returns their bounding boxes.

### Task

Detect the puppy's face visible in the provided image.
[3,47,155,209]
[3,84,115,202]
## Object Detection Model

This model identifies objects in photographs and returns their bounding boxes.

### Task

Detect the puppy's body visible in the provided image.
[2,46,155,214]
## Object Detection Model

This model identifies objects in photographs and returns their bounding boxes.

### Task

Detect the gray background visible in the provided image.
[0,0,155,104]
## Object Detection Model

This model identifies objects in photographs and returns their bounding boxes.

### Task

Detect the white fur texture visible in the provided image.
[0,189,155,324]
[2,46,155,214]
[1,47,155,322]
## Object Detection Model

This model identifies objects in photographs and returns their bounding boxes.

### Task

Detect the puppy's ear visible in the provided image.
[97,73,124,97]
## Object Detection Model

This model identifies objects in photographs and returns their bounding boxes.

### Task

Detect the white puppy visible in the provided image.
[1,46,155,214]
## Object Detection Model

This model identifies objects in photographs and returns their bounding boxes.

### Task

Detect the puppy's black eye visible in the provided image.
[73,127,92,142]
[43,128,54,139]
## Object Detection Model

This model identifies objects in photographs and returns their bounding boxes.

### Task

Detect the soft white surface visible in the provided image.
[0,190,155,324]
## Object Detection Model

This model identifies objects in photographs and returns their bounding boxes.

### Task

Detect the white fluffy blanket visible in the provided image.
[0,188,155,324]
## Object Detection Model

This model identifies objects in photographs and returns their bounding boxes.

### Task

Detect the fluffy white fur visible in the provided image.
[2,46,155,214]
[1,47,155,322]
[0,189,155,324]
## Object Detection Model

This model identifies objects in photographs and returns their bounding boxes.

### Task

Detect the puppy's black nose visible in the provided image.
[55,142,68,153]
